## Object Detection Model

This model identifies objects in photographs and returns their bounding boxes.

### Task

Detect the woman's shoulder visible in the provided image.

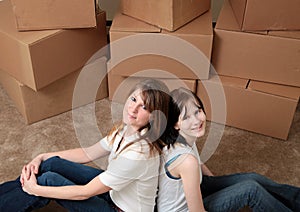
[163,143,193,155]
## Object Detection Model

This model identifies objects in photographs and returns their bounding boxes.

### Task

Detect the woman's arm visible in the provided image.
[22,170,111,200]
[178,155,206,212]
[21,141,109,185]
[201,164,214,176]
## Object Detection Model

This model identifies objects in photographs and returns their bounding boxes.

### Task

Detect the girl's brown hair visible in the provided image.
[109,79,170,156]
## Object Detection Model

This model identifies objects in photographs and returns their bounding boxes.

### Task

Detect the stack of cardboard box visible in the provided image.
[108,0,212,103]
[198,0,300,140]
[0,0,109,124]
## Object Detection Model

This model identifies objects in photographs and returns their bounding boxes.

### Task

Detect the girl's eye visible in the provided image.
[182,115,190,120]
[130,96,136,102]
[141,105,147,110]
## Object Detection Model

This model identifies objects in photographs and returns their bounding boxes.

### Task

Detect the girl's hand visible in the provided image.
[20,155,43,186]
[22,169,39,196]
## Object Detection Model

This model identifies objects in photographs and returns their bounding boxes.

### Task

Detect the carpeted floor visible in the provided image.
[0,83,299,211]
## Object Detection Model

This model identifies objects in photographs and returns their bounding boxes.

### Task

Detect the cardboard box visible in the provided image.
[10,0,97,31]
[0,57,108,124]
[120,0,210,31]
[0,0,108,91]
[107,65,197,101]
[229,0,300,31]
[109,11,213,81]
[212,0,300,87]
[197,75,300,140]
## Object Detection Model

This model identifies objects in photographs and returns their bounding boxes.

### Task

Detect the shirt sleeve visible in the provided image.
[99,136,112,152]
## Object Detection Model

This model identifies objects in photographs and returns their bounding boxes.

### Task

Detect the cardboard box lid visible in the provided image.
[0,0,60,44]
[248,80,300,100]
[216,0,300,40]
[162,10,213,36]
[230,0,300,31]
[208,74,249,89]
[120,0,210,31]
[268,31,300,40]
[10,0,96,31]
[215,0,240,32]
[110,12,161,33]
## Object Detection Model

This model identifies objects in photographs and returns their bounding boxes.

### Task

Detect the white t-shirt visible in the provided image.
[157,143,202,212]
[99,127,160,212]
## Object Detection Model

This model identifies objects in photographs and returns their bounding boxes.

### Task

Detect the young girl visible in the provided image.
[0,79,170,212]
[157,87,300,212]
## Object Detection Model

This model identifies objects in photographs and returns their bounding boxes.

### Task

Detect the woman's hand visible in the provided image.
[20,155,43,186]
[22,169,39,196]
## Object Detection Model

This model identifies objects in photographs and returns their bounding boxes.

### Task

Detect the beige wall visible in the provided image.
[99,0,224,22]
[99,0,120,21]
[212,0,224,22]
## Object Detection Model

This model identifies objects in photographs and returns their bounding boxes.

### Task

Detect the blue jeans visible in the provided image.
[0,156,116,212]
[201,173,300,212]
[0,178,49,212]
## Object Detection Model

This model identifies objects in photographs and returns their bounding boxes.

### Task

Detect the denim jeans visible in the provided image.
[201,173,300,212]
[0,178,49,212]
[39,156,117,212]
[0,156,116,212]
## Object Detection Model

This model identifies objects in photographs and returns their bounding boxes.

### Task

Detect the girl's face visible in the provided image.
[123,89,151,133]
[176,99,206,144]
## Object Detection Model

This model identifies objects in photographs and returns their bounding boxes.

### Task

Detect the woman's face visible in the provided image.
[177,99,206,143]
[123,89,151,132]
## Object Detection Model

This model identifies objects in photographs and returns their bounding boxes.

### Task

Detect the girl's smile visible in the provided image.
[177,99,206,145]
[123,89,150,134]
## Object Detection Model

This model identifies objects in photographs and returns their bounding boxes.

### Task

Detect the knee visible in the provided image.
[37,172,60,186]
[244,172,266,182]
[40,156,61,172]
[241,180,265,196]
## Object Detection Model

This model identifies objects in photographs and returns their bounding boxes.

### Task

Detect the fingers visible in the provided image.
[34,165,39,174]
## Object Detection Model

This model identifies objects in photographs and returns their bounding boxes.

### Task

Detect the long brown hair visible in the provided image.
[108,79,170,157]
[161,87,205,148]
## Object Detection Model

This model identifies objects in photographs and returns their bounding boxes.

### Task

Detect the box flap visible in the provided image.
[0,0,59,44]
[215,0,240,31]
[229,0,246,28]
[208,74,248,89]
[162,10,213,36]
[110,12,161,33]
[248,80,300,100]
[268,31,300,40]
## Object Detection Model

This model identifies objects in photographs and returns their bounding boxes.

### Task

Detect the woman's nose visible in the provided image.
[129,102,138,113]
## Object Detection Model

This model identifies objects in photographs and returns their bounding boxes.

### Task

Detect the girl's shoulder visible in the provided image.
[163,143,193,156]
[163,143,200,166]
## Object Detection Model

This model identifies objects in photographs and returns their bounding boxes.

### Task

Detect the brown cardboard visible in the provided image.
[109,11,213,80]
[229,0,300,31]
[197,75,300,140]
[268,30,300,40]
[120,0,210,31]
[0,0,108,91]
[108,69,197,102]
[0,57,108,124]
[10,0,97,31]
[212,0,300,87]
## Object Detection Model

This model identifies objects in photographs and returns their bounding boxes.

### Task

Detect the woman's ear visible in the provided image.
[174,122,180,130]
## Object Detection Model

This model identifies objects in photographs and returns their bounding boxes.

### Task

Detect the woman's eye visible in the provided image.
[130,96,136,102]
[141,105,147,110]
[182,115,190,120]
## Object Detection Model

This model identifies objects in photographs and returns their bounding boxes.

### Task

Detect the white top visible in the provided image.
[99,126,160,212]
[157,143,202,212]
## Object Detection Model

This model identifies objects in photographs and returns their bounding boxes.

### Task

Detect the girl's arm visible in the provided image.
[201,163,214,176]
[22,170,111,200]
[178,155,207,212]
[21,142,110,185]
